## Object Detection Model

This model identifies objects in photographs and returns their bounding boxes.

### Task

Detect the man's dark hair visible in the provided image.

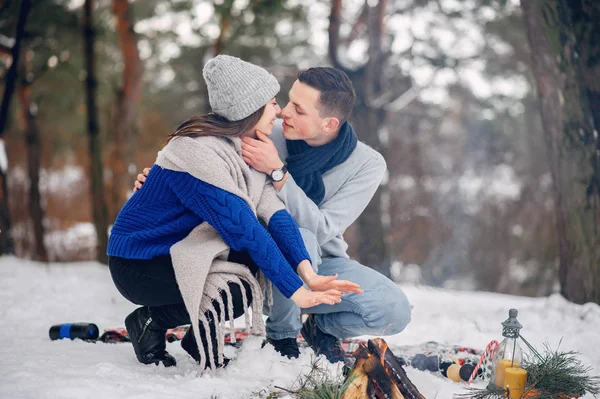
[298,67,356,124]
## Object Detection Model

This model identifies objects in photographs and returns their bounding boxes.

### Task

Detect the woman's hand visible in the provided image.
[290,286,343,308]
[133,167,151,193]
[297,260,364,294]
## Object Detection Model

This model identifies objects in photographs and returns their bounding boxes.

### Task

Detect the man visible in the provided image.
[135,67,412,363]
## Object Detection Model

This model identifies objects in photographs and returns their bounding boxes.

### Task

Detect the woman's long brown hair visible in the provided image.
[166,105,266,143]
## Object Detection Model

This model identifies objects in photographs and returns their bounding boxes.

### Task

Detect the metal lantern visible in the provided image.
[490,309,525,388]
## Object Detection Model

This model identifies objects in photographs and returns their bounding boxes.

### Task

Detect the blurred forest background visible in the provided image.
[0,0,598,304]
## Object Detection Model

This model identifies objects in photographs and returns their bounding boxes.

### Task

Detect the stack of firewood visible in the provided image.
[342,338,426,399]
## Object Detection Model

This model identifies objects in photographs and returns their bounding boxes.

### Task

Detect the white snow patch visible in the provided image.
[40,166,85,193]
[456,164,522,213]
[44,223,97,260]
[0,256,599,399]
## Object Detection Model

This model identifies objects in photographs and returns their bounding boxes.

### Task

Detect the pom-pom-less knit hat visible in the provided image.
[203,55,280,121]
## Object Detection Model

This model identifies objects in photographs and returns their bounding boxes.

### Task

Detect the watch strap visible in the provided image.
[270,164,288,181]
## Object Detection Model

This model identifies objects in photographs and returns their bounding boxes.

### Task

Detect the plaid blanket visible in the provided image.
[98,326,482,364]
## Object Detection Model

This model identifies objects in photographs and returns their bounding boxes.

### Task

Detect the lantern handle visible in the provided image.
[519,333,544,362]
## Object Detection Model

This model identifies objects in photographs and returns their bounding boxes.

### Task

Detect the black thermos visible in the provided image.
[49,323,100,341]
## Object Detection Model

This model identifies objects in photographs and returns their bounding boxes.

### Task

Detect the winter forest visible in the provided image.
[1,0,599,303]
[1,0,600,398]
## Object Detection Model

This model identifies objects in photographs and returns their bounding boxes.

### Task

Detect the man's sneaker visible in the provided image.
[300,314,346,363]
[124,307,177,367]
[265,337,300,359]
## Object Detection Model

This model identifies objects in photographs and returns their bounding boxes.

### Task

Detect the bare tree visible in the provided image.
[521,0,600,304]
[83,0,109,264]
[17,47,49,262]
[109,0,143,221]
[0,0,31,256]
[329,0,397,276]
[214,0,234,57]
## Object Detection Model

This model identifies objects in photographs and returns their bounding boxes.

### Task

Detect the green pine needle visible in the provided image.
[272,357,350,399]
[457,343,600,399]
[455,384,507,399]
[523,344,600,397]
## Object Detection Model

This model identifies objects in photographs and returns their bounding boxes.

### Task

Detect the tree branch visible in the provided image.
[345,0,368,46]
[328,0,345,71]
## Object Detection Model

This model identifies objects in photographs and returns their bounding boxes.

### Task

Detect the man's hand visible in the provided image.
[290,286,343,308]
[305,274,364,294]
[133,167,151,193]
[297,260,364,294]
[241,131,283,175]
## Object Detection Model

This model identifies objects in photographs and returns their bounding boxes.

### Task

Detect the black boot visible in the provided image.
[125,307,177,367]
[300,314,346,364]
[264,337,300,359]
[181,325,229,368]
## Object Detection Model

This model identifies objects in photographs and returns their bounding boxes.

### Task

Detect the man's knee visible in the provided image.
[365,284,412,336]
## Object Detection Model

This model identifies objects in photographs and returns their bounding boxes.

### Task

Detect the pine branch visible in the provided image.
[523,345,600,397]
[274,356,348,399]
[456,343,600,399]
[454,384,506,399]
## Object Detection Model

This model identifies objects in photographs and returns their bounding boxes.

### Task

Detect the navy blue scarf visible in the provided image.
[285,121,358,204]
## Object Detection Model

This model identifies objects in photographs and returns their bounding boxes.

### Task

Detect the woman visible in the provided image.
[107,55,360,371]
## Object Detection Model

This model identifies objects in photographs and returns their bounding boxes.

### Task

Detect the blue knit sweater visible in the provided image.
[107,166,309,298]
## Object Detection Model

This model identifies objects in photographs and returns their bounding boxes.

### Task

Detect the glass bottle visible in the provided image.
[491,309,523,388]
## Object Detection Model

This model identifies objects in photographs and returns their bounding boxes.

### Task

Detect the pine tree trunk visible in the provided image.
[328,0,392,276]
[352,98,391,277]
[84,0,109,264]
[110,0,143,221]
[0,0,31,255]
[521,0,600,304]
[18,49,48,262]
[214,0,234,56]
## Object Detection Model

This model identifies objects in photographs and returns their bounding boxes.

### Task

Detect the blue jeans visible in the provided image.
[265,229,412,340]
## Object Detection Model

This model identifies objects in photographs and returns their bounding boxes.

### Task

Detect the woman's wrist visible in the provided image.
[290,286,307,304]
[297,259,315,283]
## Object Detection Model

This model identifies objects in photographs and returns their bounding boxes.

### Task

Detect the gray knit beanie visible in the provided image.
[203,55,280,121]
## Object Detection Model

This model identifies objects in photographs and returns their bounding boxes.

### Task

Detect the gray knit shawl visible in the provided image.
[155,135,284,371]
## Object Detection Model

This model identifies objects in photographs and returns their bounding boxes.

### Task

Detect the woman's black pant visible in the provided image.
[108,251,259,330]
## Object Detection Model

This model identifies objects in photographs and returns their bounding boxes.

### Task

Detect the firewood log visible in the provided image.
[341,339,426,399]
[363,352,406,399]
[342,358,371,399]
[369,338,426,399]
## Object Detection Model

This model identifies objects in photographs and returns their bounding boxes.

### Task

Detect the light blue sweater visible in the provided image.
[271,120,387,259]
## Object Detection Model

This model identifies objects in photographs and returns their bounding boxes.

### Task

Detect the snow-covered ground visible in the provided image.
[1,256,598,399]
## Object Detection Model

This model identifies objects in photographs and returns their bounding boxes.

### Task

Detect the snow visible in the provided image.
[1,256,599,399]
[0,139,7,173]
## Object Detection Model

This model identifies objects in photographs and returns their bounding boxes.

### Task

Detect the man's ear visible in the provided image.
[323,117,340,133]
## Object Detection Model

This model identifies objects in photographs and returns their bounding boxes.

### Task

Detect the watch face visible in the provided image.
[272,169,284,181]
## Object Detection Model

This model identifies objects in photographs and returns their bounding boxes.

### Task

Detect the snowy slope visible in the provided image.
[0,256,598,399]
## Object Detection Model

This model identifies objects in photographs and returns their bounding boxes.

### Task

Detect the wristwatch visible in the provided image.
[270,165,288,182]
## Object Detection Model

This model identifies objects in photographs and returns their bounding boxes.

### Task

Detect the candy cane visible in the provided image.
[467,340,499,385]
